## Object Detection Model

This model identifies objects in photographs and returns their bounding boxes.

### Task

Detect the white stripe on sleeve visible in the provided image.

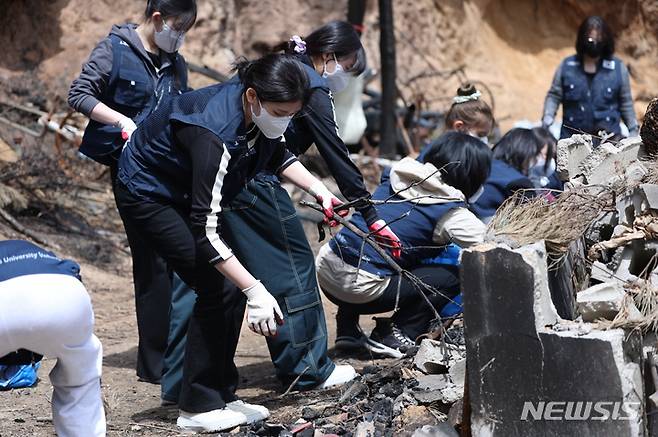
[204,144,233,261]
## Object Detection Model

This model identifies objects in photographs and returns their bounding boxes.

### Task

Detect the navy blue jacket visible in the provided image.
[69,24,189,166]
[0,240,80,282]
[118,79,297,265]
[471,159,534,221]
[329,181,464,277]
[543,55,637,139]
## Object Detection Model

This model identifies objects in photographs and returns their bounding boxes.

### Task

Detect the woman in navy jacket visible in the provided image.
[115,54,347,433]
[542,16,638,140]
[68,0,197,387]
[472,128,551,222]
[219,21,399,391]
[316,133,491,358]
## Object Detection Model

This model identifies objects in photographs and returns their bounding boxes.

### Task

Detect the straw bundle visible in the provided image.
[488,187,611,254]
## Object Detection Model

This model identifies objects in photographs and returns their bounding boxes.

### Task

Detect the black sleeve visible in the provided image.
[266,139,298,174]
[301,88,379,225]
[68,37,114,116]
[174,124,234,265]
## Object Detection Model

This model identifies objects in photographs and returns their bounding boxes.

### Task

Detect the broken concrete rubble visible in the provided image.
[461,241,645,436]
[576,282,625,322]
[414,339,465,374]
[580,137,644,185]
[556,134,593,181]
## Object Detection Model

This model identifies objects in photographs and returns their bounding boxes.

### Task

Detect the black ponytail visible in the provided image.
[233,54,310,104]
[144,0,197,31]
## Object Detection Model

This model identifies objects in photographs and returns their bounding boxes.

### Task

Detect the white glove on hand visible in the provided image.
[242,281,284,336]
[115,117,137,142]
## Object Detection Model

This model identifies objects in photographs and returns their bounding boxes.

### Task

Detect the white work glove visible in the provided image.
[541,115,554,129]
[115,117,137,142]
[242,281,284,336]
[308,181,348,227]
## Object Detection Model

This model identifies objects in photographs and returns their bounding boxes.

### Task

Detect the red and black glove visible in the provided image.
[369,219,402,259]
[309,182,348,227]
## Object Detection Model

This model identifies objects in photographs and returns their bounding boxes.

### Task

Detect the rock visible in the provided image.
[636,184,658,212]
[576,282,625,322]
[394,406,439,433]
[556,134,592,181]
[290,421,314,436]
[448,358,466,389]
[580,138,643,185]
[378,381,403,398]
[354,420,375,437]
[301,406,322,421]
[609,246,639,283]
[461,242,645,436]
[448,399,463,428]
[412,423,459,437]
[339,379,368,404]
[590,260,625,286]
[547,237,587,320]
[0,137,18,162]
[412,374,462,404]
[585,210,618,244]
[413,339,465,374]
[625,161,649,185]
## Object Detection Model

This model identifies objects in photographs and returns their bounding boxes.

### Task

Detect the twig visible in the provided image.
[279,365,310,398]
[0,206,59,250]
[128,422,178,432]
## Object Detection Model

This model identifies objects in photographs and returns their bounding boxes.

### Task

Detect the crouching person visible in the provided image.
[316,132,491,358]
[0,240,105,437]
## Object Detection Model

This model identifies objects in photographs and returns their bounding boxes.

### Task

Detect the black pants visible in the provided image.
[110,165,171,383]
[324,265,460,340]
[114,182,245,413]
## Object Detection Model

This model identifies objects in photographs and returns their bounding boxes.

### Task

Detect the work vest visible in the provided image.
[80,33,188,166]
[471,159,531,221]
[0,240,80,282]
[329,181,464,277]
[560,54,623,139]
[118,79,290,208]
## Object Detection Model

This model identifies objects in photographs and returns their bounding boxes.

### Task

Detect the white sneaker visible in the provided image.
[317,364,358,389]
[177,408,247,432]
[226,400,270,424]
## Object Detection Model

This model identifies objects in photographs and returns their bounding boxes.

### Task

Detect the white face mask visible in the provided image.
[154,21,185,53]
[322,54,350,94]
[251,99,293,139]
[468,185,485,204]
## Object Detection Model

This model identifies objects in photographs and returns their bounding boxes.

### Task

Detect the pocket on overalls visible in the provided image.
[284,288,325,347]
[223,186,258,211]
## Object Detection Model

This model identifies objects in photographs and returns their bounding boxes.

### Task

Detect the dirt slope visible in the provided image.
[1,0,656,129]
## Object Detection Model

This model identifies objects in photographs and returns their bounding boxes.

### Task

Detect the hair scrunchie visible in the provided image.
[453,90,481,104]
[290,35,307,54]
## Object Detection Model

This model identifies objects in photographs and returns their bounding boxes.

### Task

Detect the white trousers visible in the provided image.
[0,274,106,437]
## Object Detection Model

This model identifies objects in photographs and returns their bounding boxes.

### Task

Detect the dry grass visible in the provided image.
[488,186,612,254]
[598,281,658,333]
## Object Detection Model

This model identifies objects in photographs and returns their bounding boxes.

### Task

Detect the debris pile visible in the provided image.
[229,327,466,437]
[468,133,658,435]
